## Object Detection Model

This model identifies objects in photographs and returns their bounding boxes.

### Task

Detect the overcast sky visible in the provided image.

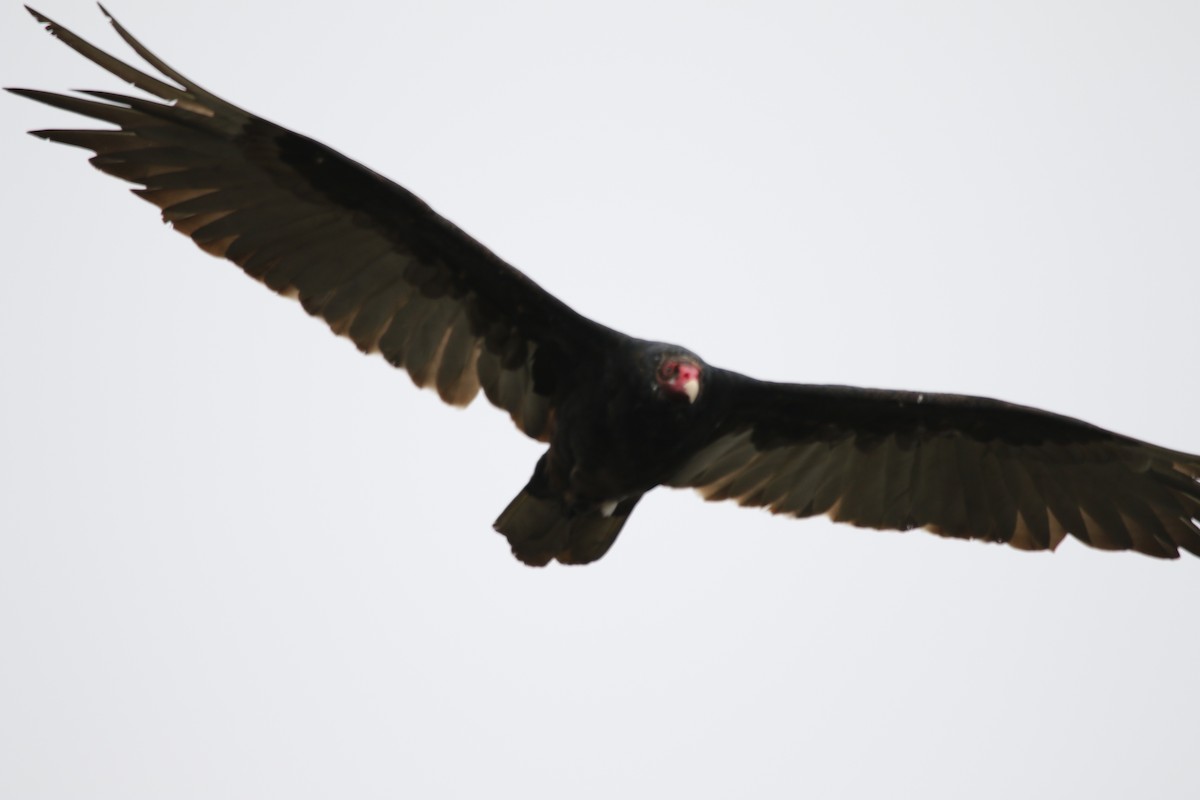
[2,2,1199,798]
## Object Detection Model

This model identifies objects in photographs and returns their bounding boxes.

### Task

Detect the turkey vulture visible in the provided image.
[10,7,1200,566]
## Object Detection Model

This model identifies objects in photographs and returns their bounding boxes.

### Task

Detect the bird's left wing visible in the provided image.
[9,7,619,441]
[667,377,1200,558]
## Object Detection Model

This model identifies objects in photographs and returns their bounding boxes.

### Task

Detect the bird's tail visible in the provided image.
[493,490,641,566]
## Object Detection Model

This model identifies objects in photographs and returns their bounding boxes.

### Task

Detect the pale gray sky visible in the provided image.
[2,2,1199,798]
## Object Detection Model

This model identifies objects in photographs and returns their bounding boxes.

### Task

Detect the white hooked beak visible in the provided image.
[682,376,699,404]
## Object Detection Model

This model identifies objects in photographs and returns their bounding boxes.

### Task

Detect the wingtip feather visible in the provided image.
[24,6,70,38]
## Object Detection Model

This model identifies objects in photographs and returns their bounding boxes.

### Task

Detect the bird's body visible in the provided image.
[11,7,1200,565]
[498,341,716,564]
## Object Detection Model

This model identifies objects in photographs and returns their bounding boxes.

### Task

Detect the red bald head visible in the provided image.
[657,358,702,403]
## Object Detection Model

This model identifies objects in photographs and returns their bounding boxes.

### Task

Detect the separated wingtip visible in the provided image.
[25,6,49,23]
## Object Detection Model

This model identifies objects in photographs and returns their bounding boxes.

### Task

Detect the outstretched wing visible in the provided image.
[9,7,619,441]
[669,377,1200,558]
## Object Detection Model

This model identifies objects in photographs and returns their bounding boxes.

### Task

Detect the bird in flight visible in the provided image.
[11,7,1200,566]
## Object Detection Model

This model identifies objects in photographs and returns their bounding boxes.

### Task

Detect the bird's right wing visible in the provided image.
[668,377,1200,558]
[9,7,621,441]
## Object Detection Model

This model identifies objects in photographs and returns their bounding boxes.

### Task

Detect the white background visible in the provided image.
[2,2,1198,798]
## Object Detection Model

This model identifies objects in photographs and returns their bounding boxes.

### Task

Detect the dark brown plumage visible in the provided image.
[11,7,1200,565]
